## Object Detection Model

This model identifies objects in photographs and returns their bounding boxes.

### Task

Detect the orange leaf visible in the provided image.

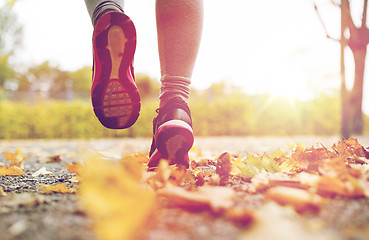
[65,162,83,176]
[265,186,323,213]
[157,184,235,212]
[317,176,365,198]
[4,149,25,163]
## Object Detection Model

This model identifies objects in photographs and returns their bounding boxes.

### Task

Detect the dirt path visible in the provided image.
[1,136,369,240]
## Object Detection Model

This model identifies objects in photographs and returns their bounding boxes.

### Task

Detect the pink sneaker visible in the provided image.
[148,97,194,169]
[91,11,140,129]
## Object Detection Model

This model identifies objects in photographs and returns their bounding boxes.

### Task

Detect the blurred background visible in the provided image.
[0,0,368,139]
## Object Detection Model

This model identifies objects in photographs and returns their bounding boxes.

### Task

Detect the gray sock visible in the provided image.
[159,75,191,104]
[90,1,124,26]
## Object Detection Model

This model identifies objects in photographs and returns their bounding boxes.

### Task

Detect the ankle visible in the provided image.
[92,1,124,26]
[159,75,191,108]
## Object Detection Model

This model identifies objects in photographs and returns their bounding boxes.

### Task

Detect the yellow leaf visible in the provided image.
[147,160,171,190]
[70,176,81,183]
[40,183,76,194]
[0,165,23,176]
[79,152,156,240]
[230,155,243,175]
[121,153,148,181]
[270,148,285,159]
[4,149,25,163]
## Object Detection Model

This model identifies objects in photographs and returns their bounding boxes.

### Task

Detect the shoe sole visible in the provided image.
[155,120,194,168]
[91,11,140,129]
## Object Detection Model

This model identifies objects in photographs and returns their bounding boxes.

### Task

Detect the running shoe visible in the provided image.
[148,97,194,168]
[91,11,140,129]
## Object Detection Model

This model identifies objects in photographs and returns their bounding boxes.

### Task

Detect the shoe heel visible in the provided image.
[155,120,194,167]
[91,11,140,129]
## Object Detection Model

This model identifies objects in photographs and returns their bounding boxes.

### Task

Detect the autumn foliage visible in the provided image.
[1,138,369,239]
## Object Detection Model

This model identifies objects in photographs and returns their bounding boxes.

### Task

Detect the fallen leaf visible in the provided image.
[317,175,365,198]
[147,160,171,190]
[121,153,148,181]
[0,149,25,176]
[9,219,28,237]
[147,160,195,190]
[48,155,62,163]
[65,162,84,176]
[269,173,309,190]
[225,208,255,227]
[0,186,6,196]
[69,176,81,183]
[230,155,243,175]
[216,152,233,184]
[79,152,156,240]
[157,184,235,213]
[0,165,23,176]
[3,149,25,163]
[265,186,323,213]
[4,193,47,208]
[239,203,339,240]
[40,183,77,194]
[31,167,52,177]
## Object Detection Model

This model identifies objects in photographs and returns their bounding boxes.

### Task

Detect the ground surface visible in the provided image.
[1,136,369,240]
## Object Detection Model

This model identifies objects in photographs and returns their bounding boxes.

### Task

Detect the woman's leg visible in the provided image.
[156,0,204,107]
[148,0,204,168]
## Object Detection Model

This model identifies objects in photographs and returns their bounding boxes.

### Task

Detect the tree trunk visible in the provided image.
[340,3,350,140]
[350,46,367,134]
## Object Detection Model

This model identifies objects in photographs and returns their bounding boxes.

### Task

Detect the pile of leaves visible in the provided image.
[79,138,369,239]
[1,138,369,240]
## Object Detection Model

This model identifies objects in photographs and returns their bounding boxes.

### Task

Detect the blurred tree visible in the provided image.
[23,61,69,98]
[68,66,92,93]
[315,0,369,138]
[134,73,159,99]
[0,3,23,89]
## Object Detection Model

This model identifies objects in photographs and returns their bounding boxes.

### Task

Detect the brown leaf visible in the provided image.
[225,208,255,227]
[48,155,62,163]
[216,152,233,185]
